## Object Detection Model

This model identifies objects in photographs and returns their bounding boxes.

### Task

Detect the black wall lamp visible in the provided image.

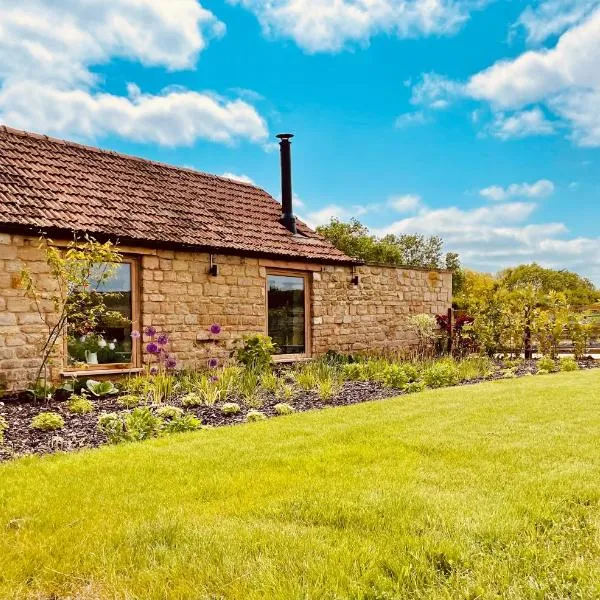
[209,254,218,277]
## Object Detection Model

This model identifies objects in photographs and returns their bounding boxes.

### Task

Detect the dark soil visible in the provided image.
[1,358,598,461]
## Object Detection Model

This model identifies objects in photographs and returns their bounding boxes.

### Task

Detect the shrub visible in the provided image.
[30,412,65,431]
[404,380,426,394]
[117,394,144,408]
[503,358,523,370]
[156,405,184,420]
[537,356,556,373]
[422,360,460,388]
[221,402,241,416]
[399,362,420,382]
[181,392,203,408]
[162,413,202,434]
[125,407,163,442]
[380,364,410,389]
[274,403,295,415]
[341,362,365,381]
[407,313,439,359]
[67,394,94,414]
[246,409,267,422]
[0,414,7,443]
[98,412,128,444]
[235,335,276,371]
[86,379,118,397]
[559,357,579,372]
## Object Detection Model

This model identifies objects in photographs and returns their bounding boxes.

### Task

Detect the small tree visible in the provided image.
[532,291,570,358]
[407,313,439,359]
[20,236,124,390]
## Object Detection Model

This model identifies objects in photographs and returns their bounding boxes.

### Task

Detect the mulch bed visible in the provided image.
[1,358,598,461]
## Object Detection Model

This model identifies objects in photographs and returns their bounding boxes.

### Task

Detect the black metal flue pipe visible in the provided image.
[276,133,297,234]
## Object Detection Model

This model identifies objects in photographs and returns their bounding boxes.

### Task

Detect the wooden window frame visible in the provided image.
[62,256,141,373]
[265,268,312,361]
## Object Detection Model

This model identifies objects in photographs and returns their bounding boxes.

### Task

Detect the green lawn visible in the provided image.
[2,371,600,599]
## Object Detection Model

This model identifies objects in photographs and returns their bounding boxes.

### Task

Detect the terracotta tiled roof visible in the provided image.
[0,126,356,263]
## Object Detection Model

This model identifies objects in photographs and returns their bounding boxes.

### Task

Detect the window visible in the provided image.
[267,272,310,356]
[66,259,139,369]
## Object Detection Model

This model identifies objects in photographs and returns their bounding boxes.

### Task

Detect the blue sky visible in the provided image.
[1,0,599,281]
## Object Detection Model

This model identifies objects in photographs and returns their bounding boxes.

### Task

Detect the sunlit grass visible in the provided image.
[1,371,600,599]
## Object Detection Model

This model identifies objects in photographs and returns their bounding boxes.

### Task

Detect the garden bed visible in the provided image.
[1,357,598,460]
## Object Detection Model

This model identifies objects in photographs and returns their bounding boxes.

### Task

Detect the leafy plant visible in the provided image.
[162,413,202,434]
[194,376,222,406]
[235,335,276,371]
[0,414,8,443]
[456,356,494,382]
[146,372,175,404]
[86,379,118,397]
[537,356,556,373]
[379,364,410,389]
[275,380,296,402]
[274,403,295,415]
[422,360,460,388]
[117,394,144,408]
[407,313,439,360]
[97,413,128,444]
[404,381,426,394]
[221,402,241,416]
[156,405,184,420]
[238,369,260,403]
[125,407,163,442]
[67,394,94,414]
[259,371,278,393]
[559,357,578,372]
[30,412,65,431]
[181,393,203,408]
[317,378,339,402]
[246,410,267,423]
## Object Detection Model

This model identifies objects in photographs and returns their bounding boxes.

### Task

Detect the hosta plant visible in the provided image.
[161,413,202,434]
[117,394,144,408]
[559,357,578,372]
[86,379,118,397]
[156,405,184,420]
[537,356,556,373]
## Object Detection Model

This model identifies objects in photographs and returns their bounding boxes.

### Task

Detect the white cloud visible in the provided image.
[221,172,256,184]
[231,0,484,53]
[479,179,555,201]
[487,107,557,140]
[513,0,599,44]
[303,203,368,228]
[463,6,600,146]
[388,194,422,212]
[0,0,269,146]
[376,199,600,283]
[410,72,464,108]
[394,111,429,128]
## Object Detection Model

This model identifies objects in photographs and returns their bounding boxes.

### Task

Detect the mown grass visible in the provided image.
[1,370,600,599]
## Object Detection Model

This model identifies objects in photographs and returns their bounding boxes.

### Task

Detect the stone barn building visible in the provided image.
[0,126,451,391]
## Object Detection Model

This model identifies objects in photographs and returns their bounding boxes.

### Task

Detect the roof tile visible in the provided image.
[0,127,355,263]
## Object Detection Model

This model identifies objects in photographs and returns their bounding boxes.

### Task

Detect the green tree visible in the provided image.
[20,236,124,390]
[499,263,598,307]
[316,218,457,270]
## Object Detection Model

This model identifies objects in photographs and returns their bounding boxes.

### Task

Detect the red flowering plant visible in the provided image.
[436,313,476,357]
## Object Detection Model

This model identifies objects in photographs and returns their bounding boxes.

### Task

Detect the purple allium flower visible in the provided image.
[149,366,159,375]
[210,376,219,383]
[210,323,221,335]
[156,333,169,346]
[165,356,177,370]
[146,342,159,354]
[208,357,219,369]
[130,330,141,339]
[144,326,157,337]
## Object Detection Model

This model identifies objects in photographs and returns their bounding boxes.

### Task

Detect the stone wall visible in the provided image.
[312,264,452,355]
[0,233,452,391]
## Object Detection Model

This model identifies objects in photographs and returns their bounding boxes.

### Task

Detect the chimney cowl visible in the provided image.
[277,133,297,234]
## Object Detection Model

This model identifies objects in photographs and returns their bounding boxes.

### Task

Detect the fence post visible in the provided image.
[447,307,454,355]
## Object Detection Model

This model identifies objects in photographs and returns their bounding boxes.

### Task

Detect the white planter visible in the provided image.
[85,351,99,365]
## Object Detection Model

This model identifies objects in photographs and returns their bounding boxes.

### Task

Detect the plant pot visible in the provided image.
[85,351,99,365]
